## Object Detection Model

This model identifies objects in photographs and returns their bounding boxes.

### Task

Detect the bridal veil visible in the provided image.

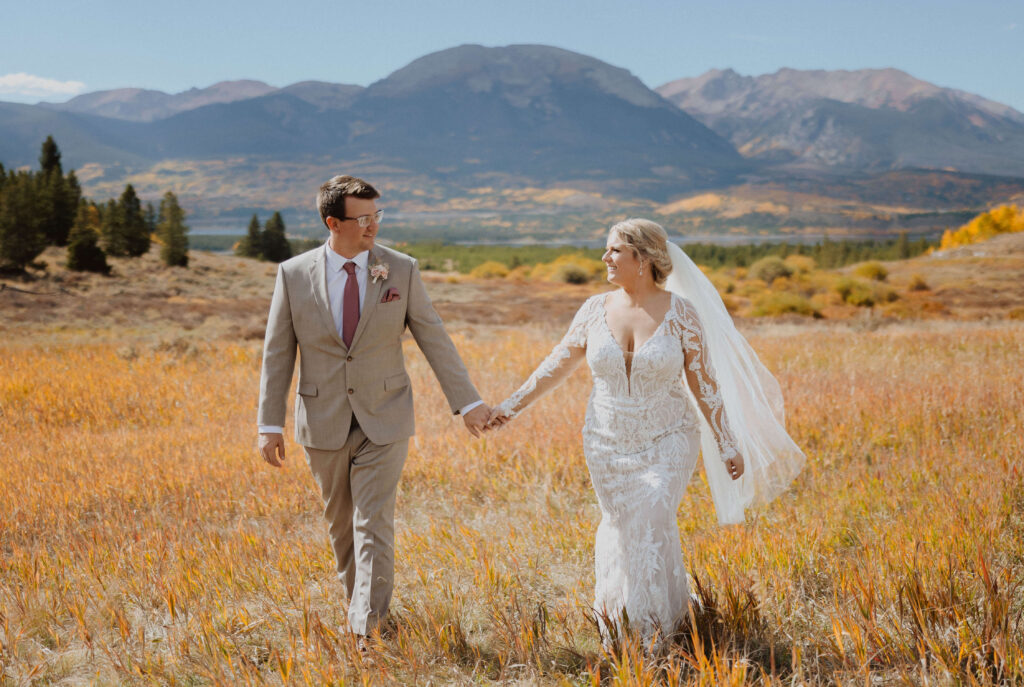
[665,242,805,524]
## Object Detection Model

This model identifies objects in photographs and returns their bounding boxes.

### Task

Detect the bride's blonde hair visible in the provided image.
[609,218,673,286]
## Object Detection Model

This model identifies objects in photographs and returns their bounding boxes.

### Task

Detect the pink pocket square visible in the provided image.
[381,287,401,303]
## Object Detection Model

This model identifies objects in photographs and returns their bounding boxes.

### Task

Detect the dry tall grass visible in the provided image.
[2,321,1023,685]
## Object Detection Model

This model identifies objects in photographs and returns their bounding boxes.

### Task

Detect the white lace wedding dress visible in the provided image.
[497,292,739,644]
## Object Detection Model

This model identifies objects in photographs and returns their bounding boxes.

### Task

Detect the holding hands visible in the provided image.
[462,402,513,434]
[484,405,512,431]
[461,403,492,437]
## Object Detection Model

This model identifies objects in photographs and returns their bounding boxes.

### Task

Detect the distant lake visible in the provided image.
[190,229,943,253]
[452,230,942,248]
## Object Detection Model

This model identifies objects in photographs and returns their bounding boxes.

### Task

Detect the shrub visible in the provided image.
[66,202,109,274]
[748,256,792,283]
[551,263,590,284]
[834,277,876,307]
[750,292,820,317]
[469,261,509,279]
[531,254,605,282]
[810,292,833,311]
[506,265,532,281]
[908,274,930,291]
[875,285,899,303]
[834,276,900,307]
[721,294,740,314]
[737,279,768,297]
[709,272,735,294]
[854,261,888,281]
[1007,306,1024,320]
[784,254,817,274]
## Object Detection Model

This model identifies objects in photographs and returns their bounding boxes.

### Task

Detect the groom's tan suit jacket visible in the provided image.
[258,243,480,448]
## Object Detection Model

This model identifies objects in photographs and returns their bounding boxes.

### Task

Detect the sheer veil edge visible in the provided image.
[665,242,806,525]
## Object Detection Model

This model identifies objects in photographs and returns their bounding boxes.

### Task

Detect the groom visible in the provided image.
[257,174,491,639]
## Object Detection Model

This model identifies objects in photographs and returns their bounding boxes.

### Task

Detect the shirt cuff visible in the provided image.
[259,425,284,434]
[459,400,484,416]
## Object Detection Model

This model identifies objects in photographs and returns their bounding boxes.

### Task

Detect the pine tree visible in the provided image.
[261,211,292,263]
[157,191,189,267]
[34,138,74,247]
[37,168,78,246]
[0,171,48,273]
[100,199,128,257]
[59,169,82,245]
[236,213,262,258]
[896,231,910,260]
[66,169,80,200]
[119,184,150,257]
[39,136,62,176]
[33,137,77,246]
[36,168,60,245]
[67,201,110,274]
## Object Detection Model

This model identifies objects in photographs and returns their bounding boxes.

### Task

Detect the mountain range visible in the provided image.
[38,79,279,122]
[3,44,1024,235]
[2,45,743,189]
[656,68,1024,177]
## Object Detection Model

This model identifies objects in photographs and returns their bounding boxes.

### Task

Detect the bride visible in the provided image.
[487,218,805,646]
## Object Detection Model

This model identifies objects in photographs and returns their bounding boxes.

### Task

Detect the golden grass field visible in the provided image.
[2,246,1024,685]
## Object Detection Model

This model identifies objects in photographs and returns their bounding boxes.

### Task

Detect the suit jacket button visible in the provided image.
[346,356,353,362]
[347,388,354,394]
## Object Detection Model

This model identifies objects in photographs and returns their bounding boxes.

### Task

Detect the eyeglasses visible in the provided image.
[336,210,384,228]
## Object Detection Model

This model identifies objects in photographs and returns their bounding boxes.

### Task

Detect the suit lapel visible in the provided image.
[349,247,385,350]
[309,249,348,349]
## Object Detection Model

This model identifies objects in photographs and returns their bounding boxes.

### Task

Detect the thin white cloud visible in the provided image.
[0,72,86,100]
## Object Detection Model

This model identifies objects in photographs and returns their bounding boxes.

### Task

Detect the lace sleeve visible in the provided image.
[670,297,740,461]
[495,296,595,418]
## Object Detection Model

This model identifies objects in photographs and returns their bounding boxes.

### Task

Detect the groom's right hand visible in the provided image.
[259,432,286,467]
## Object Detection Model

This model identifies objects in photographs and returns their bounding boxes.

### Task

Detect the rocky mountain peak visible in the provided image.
[368,44,669,109]
[655,67,1024,175]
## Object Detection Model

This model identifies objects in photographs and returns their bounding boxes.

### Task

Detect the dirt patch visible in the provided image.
[4,239,1023,342]
[0,247,607,340]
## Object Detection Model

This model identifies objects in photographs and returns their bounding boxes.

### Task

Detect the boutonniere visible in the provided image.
[369,262,390,284]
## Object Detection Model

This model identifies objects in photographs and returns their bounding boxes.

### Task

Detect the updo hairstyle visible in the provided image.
[609,218,673,286]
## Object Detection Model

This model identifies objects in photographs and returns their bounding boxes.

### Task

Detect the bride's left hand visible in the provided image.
[485,406,511,430]
[725,456,744,480]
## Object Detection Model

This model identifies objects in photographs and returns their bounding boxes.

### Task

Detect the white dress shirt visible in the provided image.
[259,242,481,435]
[325,243,369,338]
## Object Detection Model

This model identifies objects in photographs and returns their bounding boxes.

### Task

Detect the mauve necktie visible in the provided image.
[342,261,359,347]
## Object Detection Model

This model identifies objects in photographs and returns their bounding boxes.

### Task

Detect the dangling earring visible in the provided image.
[638,263,644,276]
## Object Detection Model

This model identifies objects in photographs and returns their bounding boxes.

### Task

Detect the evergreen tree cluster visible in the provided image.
[400,233,937,275]
[0,136,81,272]
[235,211,292,263]
[679,233,936,270]
[0,136,191,273]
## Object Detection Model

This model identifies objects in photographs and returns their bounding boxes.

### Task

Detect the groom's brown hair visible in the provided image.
[317,175,380,228]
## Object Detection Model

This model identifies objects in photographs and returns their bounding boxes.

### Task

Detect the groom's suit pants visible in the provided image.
[304,421,409,635]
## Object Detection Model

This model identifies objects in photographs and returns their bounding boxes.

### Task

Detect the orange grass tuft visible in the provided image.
[1,322,1023,684]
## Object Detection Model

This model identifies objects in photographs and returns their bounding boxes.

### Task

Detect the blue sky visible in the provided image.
[2,0,1022,110]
